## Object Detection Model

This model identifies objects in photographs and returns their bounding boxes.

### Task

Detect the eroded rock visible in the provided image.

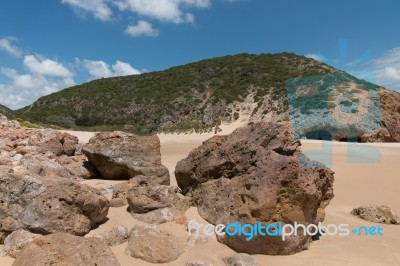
[175,122,335,255]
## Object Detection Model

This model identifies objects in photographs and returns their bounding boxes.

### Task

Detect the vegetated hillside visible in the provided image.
[0,104,14,119]
[17,53,337,134]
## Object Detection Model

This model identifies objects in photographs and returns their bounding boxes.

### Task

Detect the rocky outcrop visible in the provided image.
[351,205,400,224]
[85,225,129,246]
[175,122,335,255]
[360,88,400,142]
[127,185,191,224]
[0,174,109,236]
[0,115,96,181]
[125,224,184,263]
[82,131,170,182]
[13,233,120,266]
[222,254,261,266]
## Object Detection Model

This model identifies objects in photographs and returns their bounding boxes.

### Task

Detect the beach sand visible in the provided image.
[1,125,400,265]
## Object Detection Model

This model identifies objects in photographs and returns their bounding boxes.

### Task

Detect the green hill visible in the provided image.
[17,53,339,134]
[0,104,14,119]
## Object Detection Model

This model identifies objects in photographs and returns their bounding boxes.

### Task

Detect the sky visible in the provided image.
[1,0,400,109]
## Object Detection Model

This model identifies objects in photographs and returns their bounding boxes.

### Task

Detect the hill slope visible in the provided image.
[0,104,14,119]
[16,52,400,141]
[17,53,337,133]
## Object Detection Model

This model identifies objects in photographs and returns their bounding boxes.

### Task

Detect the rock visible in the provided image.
[28,129,78,156]
[351,205,400,224]
[110,175,151,207]
[0,231,10,244]
[1,229,41,258]
[64,161,98,179]
[185,261,214,266]
[62,134,79,156]
[222,254,261,266]
[127,185,191,224]
[187,220,214,247]
[125,224,184,263]
[175,122,335,255]
[82,131,169,182]
[0,175,109,236]
[13,233,120,266]
[85,225,129,246]
[128,185,182,213]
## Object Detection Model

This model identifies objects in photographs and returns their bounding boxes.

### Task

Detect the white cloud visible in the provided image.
[373,48,400,89]
[80,59,140,78]
[61,0,113,21]
[112,60,141,75]
[305,53,327,62]
[81,60,113,78]
[346,47,400,91]
[23,55,73,78]
[125,20,159,37]
[0,67,76,109]
[0,37,22,57]
[116,0,210,24]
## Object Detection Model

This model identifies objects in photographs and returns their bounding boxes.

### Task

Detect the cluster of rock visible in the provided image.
[176,122,335,255]
[0,114,338,263]
[82,131,191,224]
[0,115,191,264]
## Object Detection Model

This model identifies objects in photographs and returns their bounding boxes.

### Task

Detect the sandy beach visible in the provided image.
[2,126,400,265]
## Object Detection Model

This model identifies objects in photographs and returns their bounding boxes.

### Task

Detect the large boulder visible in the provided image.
[351,205,400,224]
[13,233,120,266]
[175,122,335,255]
[0,175,109,236]
[125,224,184,263]
[82,131,170,182]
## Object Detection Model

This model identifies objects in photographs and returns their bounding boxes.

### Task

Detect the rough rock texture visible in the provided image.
[85,225,129,246]
[175,122,335,255]
[185,261,214,266]
[360,88,400,142]
[13,233,120,266]
[0,174,109,236]
[127,185,191,224]
[109,175,151,207]
[82,131,170,181]
[222,254,262,266]
[1,229,41,258]
[351,205,400,224]
[0,115,96,181]
[125,224,184,263]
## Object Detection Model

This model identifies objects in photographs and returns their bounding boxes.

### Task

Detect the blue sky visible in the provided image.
[1,0,400,109]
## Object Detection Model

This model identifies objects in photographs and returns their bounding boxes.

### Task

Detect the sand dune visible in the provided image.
[1,127,399,265]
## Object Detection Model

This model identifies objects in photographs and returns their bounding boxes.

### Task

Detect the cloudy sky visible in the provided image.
[1,0,400,109]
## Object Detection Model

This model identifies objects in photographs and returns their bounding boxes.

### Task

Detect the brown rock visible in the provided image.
[175,122,335,255]
[0,175,109,236]
[82,131,170,182]
[13,233,120,266]
[351,205,400,224]
[85,225,129,246]
[127,185,191,224]
[222,254,261,266]
[124,224,184,263]
[1,229,41,258]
